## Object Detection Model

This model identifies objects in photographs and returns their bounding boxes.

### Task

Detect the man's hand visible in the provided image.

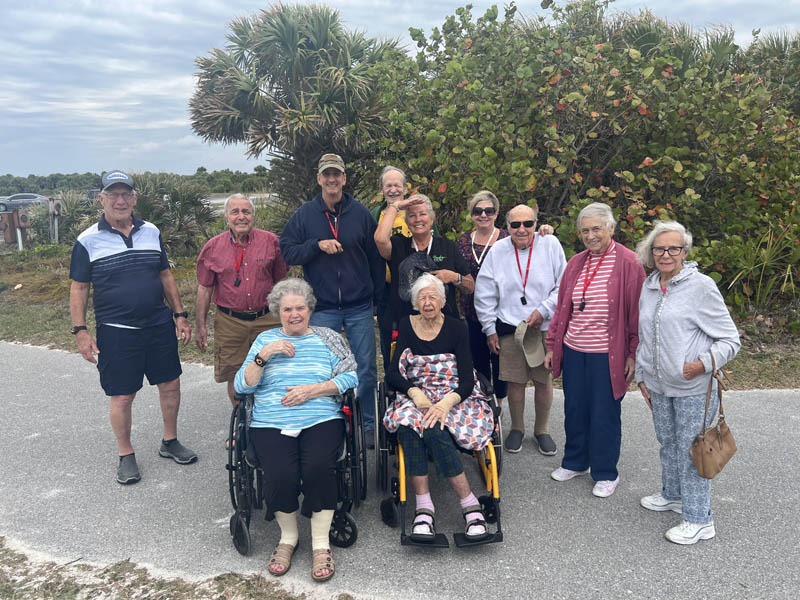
[75,330,99,364]
[319,239,343,254]
[544,350,553,370]
[487,333,500,355]
[195,324,208,352]
[175,317,191,346]
[526,310,544,327]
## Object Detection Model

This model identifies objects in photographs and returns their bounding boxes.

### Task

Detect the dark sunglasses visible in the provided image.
[472,206,497,216]
[509,220,536,229]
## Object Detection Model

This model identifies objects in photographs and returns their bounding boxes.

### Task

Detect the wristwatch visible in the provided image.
[173,311,189,319]
[71,325,88,335]
[253,354,266,367]
[456,274,463,286]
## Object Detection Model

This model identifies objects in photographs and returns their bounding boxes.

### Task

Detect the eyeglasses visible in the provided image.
[651,246,685,256]
[102,191,135,200]
[472,206,497,216]
[509,220,536,229]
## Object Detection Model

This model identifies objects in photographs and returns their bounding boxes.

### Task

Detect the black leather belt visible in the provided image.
[217,305,268,321]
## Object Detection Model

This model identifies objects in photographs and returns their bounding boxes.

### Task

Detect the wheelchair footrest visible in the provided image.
[401,533,450,548]
[452,531,503,548]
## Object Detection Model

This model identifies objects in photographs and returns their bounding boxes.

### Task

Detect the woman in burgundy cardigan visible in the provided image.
[544,203,645,498]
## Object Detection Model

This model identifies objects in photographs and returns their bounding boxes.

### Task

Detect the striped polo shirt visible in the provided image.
[563,240,616,353]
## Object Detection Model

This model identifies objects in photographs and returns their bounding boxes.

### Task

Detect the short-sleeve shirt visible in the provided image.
[386,235,469,327]
[69,214,172,328]
[196,228,288,312]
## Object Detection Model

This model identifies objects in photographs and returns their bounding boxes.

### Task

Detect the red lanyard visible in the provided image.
[325,206,340,240]
[233,244,245,286]
[578,241,613,311]
[514,240,534,305]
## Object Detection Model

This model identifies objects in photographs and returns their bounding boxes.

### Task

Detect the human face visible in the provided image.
[579,216,614,254]
[471,200,497,232]
[317,167,346,199]
[381,170,405,205]
[405,202,433,239]
[415,284,445,320]
[279,294,311,336]
[652,231,687,280]
[100,184,137,224]
[506,206,537,250]
[226,197,254,239]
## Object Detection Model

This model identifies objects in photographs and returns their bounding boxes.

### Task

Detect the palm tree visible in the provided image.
[744,31,800,115]
[190,4,397,220]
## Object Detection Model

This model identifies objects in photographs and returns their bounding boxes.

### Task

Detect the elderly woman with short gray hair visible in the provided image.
[235,277,358,582]
[635,221,740,545]
[544,202,646,498]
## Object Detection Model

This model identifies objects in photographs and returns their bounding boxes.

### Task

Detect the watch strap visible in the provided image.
[71,325,88,335]
[253,354,266,367]
[173,311,189,319]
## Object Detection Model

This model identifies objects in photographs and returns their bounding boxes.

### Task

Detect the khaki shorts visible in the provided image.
[498,333,552,385]
[213,308,281,382]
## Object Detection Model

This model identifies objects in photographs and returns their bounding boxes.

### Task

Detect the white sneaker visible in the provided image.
[665,520,716,545]
[551,467,590,482]
[592,477,620,498]
[641,493,682,514]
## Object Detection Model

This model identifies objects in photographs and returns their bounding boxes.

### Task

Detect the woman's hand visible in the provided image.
[544,350,553,370]
[638,382,652,410]
[394,196,425,211]
[282,385,314,406]
[431,269,458,285]
[682,360,704,380]
[408,387,433,410]
[624,357,635,384]
[538,224,554,236]
[422,404,449,430]
[263,340,296,360]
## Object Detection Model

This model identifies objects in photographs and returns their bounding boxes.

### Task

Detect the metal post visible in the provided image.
[54,214,59,244]
[16,226,23,251]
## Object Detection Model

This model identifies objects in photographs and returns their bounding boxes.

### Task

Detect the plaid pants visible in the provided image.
[397,425,464,479]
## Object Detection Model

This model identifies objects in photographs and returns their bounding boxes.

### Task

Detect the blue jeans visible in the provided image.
[310,307,377,430]
[650,387,718,523]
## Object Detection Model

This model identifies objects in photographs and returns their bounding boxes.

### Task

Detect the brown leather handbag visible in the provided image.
[690,354,737,479]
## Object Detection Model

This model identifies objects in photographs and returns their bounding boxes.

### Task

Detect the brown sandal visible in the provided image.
[311,548,335,582]
[268,542,298,577]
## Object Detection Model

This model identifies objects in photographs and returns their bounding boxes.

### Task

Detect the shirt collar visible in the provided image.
[99,213,143,234]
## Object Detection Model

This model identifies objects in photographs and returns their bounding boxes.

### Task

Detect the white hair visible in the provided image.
[577,202,616,229]
[379,165,406,188]
[635,220,693,268]
[410,273,446,308]
[267,278,316,314]
[224,193,255,215]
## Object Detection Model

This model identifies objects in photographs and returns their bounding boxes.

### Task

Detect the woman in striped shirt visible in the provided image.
[234,278,358,582]
[544,203,646,498]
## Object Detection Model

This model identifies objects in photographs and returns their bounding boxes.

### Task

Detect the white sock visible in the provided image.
[310,509,334,551]
[274,511,298,546]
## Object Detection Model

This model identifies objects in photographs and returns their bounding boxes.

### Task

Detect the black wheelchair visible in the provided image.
[374,374,504,548]
[227,391,368,555]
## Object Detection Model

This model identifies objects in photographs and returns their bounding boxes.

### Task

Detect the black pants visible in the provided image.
[467,319,508,398]
[249,419,344,519]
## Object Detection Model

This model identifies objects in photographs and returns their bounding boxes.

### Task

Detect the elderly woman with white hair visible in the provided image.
[635,221,740,545]
[235,278,358,582]
[544,202,646,498]
[383,273,495,543]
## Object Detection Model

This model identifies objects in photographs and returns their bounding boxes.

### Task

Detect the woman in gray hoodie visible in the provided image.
[635,221,740,545]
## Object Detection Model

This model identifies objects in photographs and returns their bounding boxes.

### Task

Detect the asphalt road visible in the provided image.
[1,341,798,599]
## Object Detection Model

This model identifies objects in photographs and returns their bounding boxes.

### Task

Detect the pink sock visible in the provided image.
[413,493,434,531]
[460,493,485,536]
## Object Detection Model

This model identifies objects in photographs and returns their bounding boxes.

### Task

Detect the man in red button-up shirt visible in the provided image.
[195,194,288,405]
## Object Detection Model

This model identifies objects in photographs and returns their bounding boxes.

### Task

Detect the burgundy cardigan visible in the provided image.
[545,242,646,399]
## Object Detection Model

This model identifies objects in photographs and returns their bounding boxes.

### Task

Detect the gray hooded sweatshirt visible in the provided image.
[635,261,740,397]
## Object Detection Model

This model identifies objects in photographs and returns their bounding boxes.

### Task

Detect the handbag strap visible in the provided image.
[699,353,727,437]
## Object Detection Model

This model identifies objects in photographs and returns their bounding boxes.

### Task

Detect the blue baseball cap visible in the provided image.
[101,170,135,191]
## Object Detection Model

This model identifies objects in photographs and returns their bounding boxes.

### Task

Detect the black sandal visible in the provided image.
[462,505,489,542]
[409,509,436,542]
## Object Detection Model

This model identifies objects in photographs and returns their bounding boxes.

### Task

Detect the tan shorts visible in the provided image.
[213,308,281,382]
[498,333,552,385]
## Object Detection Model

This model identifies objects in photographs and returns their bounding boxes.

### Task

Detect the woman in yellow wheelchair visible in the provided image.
[383,273,495,543]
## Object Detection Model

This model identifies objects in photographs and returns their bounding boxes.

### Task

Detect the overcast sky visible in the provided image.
[1,0,796,177]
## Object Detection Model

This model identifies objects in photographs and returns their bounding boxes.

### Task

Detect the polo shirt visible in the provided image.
[69,214,172,328]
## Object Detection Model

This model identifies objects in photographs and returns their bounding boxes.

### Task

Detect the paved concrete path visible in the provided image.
[1,341,798,599]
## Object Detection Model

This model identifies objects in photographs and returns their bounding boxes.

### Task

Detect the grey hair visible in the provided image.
[267,277,316,315]
[224,193,255,215]
[635,220,693,269]
[408,193,435,220]
[379,165,406,188]
[468,190,499,214]
[410,273,446,308]
[577,202,616,230]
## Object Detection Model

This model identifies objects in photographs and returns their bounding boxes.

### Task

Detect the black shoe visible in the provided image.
[117,453,141,485]
[535,433,557,456]
[504,429,525,453]
[158,439,198,464]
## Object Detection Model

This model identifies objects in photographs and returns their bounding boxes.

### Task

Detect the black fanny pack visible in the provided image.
[495,319,517,337]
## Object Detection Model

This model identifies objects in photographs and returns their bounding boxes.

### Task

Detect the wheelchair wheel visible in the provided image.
[478,495,498,524]
[329,510,358,548]
[231,511,251,555]
[227,405,251,511]
[355,394,368,503]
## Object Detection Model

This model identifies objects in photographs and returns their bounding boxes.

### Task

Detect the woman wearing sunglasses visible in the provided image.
[456,191,553,406]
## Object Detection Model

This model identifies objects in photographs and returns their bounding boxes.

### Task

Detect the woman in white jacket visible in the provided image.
[635,221,740,545]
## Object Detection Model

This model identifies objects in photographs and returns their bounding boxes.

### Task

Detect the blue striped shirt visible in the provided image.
[234,329,358,429]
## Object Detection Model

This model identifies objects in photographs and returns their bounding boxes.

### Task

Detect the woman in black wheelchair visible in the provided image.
[383,273,495,543]
[234,278,358,582]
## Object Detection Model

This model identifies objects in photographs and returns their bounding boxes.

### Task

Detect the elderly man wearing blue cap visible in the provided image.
[69,170,197,485]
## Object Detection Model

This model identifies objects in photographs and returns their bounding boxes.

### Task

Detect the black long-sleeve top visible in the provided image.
[386,315,474,401]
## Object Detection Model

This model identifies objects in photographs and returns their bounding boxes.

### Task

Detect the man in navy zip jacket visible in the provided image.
[280,154,384,437]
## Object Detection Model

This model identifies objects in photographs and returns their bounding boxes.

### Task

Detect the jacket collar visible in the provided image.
[312,191,353,213]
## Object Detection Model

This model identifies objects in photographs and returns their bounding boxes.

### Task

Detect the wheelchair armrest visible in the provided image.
[233,392,254,406]
[339,388,357,409]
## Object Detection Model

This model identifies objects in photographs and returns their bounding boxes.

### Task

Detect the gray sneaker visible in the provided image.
[158,439,198,464]
[117,453,141,485]
[504,429,525,453]
[535,433,557,456]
